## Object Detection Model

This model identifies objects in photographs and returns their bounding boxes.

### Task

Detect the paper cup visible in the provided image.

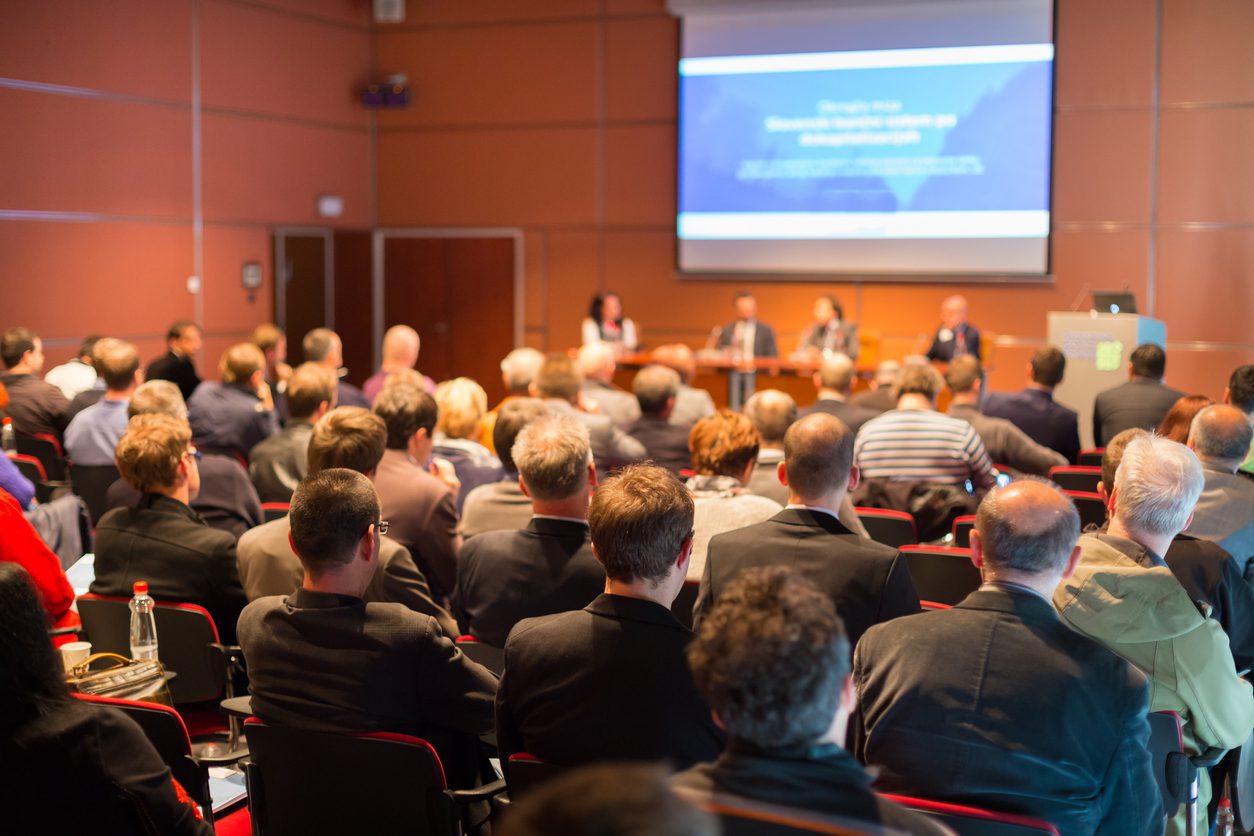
[61,641,92,673]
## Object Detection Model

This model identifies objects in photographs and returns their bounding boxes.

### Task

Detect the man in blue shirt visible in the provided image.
[64,339,140,466]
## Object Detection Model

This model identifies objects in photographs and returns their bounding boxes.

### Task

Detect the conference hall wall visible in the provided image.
[0,1,372,371]
[376,0,1253,397]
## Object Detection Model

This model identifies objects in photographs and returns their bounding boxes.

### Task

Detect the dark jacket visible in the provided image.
[187,382,279,458]
[854,588,1162,836]
[497,594,723,770]
[1092,376,1185,447]
[106,453,263,540]
[626,415,693,475]
[925,323,981,362]
[716,319,779,358]
[454,517,605,647]
[145,351,201,402]
[694,507,920,648]
[1165,533,1254,673]
[799,397,880,436]
[247,421,313,504]
[0,371,70,439]
[982,387,1082,464]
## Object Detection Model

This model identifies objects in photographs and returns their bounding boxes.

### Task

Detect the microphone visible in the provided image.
[705,325,723,352]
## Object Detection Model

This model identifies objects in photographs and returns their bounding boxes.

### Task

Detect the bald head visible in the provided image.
[816,354,856,394]
[651,343,697,384]
[501,347,545,394]
[940,295,969,329]
[1189,404,1253,471]
[975,479,1080,577]
[381,325,420,368]
[783,413,855,501]
[743,389,797,446]
[576,343,616,383]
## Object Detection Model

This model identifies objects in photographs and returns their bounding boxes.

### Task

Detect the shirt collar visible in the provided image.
[532,513,588,526]
[979,579,1049,603]
[784,503,839,521]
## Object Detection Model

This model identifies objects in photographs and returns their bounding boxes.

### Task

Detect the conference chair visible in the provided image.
[242,719,505,836]
[455,635,504,677]
[69,462,120,525]
[9,452,58,503]
[1063,491,1107,530]
[672,578,700,629]
[16,430,67,481]
[1047,466,1101,493]
[505,753,569,799]
[855,507,918,549]
[260,502,290,523]
[1147,710,1229,836]
[673,786,892,836]
[1077,449,1104,467]
[951,515,977,548]
[881,794,1059,835]
[899,545,981,607]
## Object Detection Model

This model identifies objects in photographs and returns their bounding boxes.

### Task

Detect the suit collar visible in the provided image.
[138,492,205,524]
[771,506,855,536]
[586,593,687,631]
[527,516,589,537]
[953,587,1062,625]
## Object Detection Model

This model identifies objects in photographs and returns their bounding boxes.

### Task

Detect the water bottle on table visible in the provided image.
[129,580,159,661]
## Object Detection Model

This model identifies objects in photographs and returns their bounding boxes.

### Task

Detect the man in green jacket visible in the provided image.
[1053,434,1254,836]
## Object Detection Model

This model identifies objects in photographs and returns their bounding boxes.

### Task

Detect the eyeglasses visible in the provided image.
[184,447,202,462]
[375,519,390,536]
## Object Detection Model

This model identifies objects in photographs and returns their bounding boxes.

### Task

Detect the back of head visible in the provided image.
[286,362,338,420]
[78,335,103,362]
[498,763,716,836]
[115,413,191,493]
[289,468,379,577]
[534,353,583,401]
[783,413,855,499]
[576,343,615,379]
[251,323,283,355]
[434,377,488,440]
[381,325,420,366]
[1,327,36,369]
[688,409,760,478]
[307,407,387,475]
[219,343,265,385]
[500,347,546,394]
[512,414,591,500]
[588,464,694,584]
[817,353,856,392]
[687,566,848,748]
[373,383,438,451]
[1030,346,1066,388]
[166,320,197,343]
[743,389,797,445]
[1189,404,1254,469]
[0,564,69,724]
[128,380,188,420]
[1157,394,1213,443]
[93,338,140,391]
[975,479,1080,576]
[1113,435,1204,538]
[945,355,982,395]
[302,328,337,364]
[494,399,550,474]
[891,362,943,403]
[1227,365,1254,414]
[1129,343,1166,379]
[651,343,697,384]
[1100,427,1150,492]
[632,364,680,415]
[874,360,901,388]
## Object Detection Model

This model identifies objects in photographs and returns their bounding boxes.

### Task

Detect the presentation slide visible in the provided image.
[678,38,1054,275]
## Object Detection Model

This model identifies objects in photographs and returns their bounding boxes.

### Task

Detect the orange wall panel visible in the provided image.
[1158,108,1254,224]
[1156,229,1254,345]
[201,226,275,336]
[1052,111,1153,223]
[1054,0,1154,108]
[239,0,371,28]
[1162,0,1254,104]
[603,124,674,225]
[522,227,550,332]
[605,16,678,121]
[545,230,601,350]
[388,0,596,28]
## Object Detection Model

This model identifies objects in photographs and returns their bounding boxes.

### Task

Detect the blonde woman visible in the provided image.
[433,377,505,512]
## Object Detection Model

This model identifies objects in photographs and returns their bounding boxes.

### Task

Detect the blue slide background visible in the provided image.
[679,60,1052,216]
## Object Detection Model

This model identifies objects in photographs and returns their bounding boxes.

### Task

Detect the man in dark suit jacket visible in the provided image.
[187,343,280,458]
[715,292,778,358]
[497,464,723,772]
[1092,342,1184,447]
[854,480,1161,834]
[454,414,606,646]
[237,468,497,788]
[694,413,920,647]
[625,364,693,476]
[302,327,369,408]
[91,413,247,642]
[0,327,70,439]
[980,346,1081,464]
[144,320,202,402]
[800,354,879,435]
[924,295,981,363]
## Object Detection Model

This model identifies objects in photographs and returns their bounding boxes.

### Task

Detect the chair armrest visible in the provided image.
[449,778,507,804]
[1191,747,1227,770]
[192,748,250,768]
[220,696,254,719]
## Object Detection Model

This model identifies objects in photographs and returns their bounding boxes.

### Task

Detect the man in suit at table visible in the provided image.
[1092,342,1185,447]
[982,346,1081,464]
[693,412,919,648]
[924,295,981,363]
[715,292,779,410]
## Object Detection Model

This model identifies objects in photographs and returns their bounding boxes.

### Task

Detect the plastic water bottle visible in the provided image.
[1215,796,1235,836]
[1,417,14,453]
[129,581,159,661]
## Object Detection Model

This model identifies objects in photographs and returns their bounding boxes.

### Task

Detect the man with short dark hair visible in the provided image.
[302,327,369,408]
[145,320,202,402]
[674,567,946,834]
[64,339,140,466]
[695,413,918,646]
[496,463,722,770]
[236,406,457,636]
[800,353,878,434]
[454,414,605,647]
[532,352,644,475]
[857,480,1162,833]
[1092,343,1185,447]
[187,343,279,457]
[650,343,716,427]
[461,399,550,537]
[1186,404,1254,573]
[44,334,102,399]
[237,468,496,788]
[982,346,1081,463]
[248,362,337,503]
[0,326,70,438]
[1224,364,1254,475]
[625,364,692,476]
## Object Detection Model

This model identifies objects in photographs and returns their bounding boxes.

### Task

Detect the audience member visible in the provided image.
[371,384,462,597]
[800,353,878,434]
[0,492,77,631]
[1186,404,1254,571]
[1092,343,1185,446]
[1,564,212,836]
[482,347,545,456]
[741,389,796,504]
[248,362,336,503]
[695,413,918,644]
[496,464,722,769]
[797,294,858,360]
[454,414,605,646]
[1053,434,1253,834]
[432,377,506,512]
[91,413,247,641]
[361,324,434,404]
[651,343,716,427]
[576,342,640,429]
[43,335,101,399]
[625,364,692,476]
[0,326,69,438]
[856,480,1161,834]
[237,468,496,789]
[63,338,140,466]
[945,355,1066,475]
[250,323,291,391]
[580,291,639,354]
[981,346,1081,463]
[145,319,202,402]
[302,327,369,408]
[461,399,549,538]
[1223,364,1254,474]
[684,410,781,580]
[187,342,279,457]
[674,567,946,834]
[1157,394,1213,443]
[849,360,900,414]
[237,406,457,636]
[924,294,981,362]
[532,352,644,475]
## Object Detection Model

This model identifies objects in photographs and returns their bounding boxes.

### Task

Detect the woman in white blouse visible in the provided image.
[581,291,638,354]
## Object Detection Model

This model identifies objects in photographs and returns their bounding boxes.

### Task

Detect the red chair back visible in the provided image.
[1048,466,1101,493]
[899,546,981,607]
[260,502,290,523]
[1063,491,1107,530]
[881,794,1060,835]
[454,634,504,676]
[16,431,66,481]
[951,515,977,548]
[854,507,918,549]
[9,451,47,482]
[506,752,569,798]
[1077,449,1104,467]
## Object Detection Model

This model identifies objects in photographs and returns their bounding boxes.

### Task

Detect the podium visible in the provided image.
[1047,312,1167,450]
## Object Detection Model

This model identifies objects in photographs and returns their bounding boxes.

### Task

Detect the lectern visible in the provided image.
[1046,312,1167,450]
